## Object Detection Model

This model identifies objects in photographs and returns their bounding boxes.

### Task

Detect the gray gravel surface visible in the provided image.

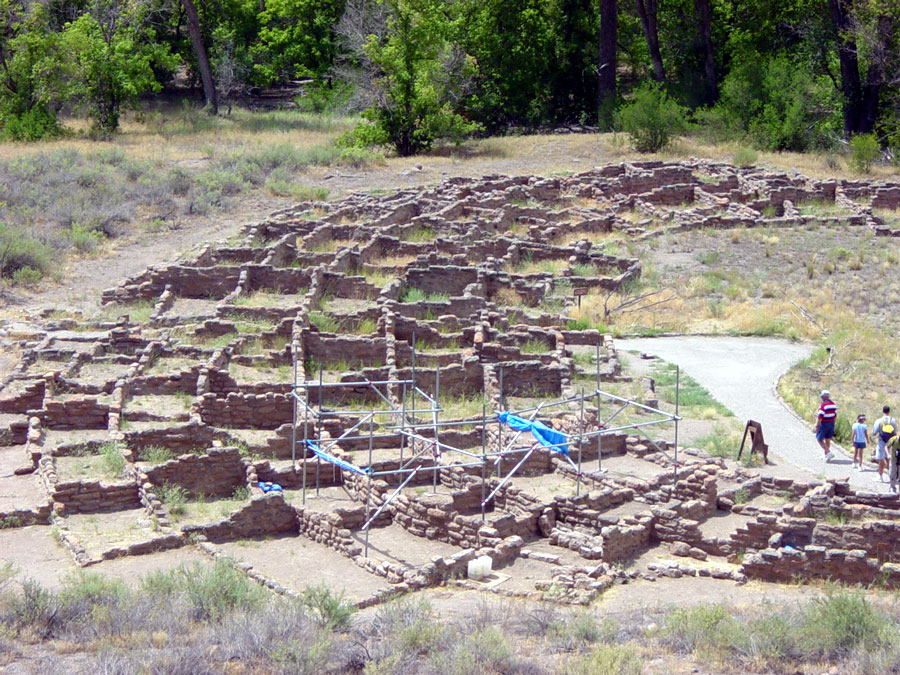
[616,336,885,492]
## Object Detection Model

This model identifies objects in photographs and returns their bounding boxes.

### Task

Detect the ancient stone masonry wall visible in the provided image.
[182,494,298,543]
[198,392,292,429]
[142,447,246,498]
[740,546,900,589]
[295,504,362,557]
[0,379,45,414]
[50,480,141,515]
[123,422,230,457]
[42,398,109,430]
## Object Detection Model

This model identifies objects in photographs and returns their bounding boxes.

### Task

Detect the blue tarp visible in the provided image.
[305,440,371,475]
[497,412,569,456]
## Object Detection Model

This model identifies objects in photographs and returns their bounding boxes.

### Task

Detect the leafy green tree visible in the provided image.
[458,0,556,129]
[60,3,176,133]
[340,0,480,156]
[0,1,64,140]
[253,0,345,84]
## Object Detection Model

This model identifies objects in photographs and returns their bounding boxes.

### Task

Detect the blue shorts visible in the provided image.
[817,421,835,441]
[853,442,866,450]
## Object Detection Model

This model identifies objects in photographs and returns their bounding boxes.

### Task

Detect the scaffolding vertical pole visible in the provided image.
[316,363,323,497]
[481,399,487,523]
[432,366,440,494]
[365,415,373,557]
[302,385,309,505]
[595,341,601,392]
[291,356,297,469]
[497,366,503,477]
[411,332,417,460]
[400,381,406,465]
[596,391,602,472]
[673,365,680,497]
[576,392,584,496]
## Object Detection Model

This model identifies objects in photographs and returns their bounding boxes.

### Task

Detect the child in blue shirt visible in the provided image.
[851,413,869,470]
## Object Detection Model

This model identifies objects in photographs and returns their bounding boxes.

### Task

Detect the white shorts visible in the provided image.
[876,439,888,460]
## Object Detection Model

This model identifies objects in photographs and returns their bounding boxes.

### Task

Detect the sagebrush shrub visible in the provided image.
[849,133,879,173]
[615,83,688,152]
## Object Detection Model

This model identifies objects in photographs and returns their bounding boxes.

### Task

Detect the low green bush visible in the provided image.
[142,446,174,464]
[301,583,355,630]
[0,224,51,281]
[615,83,689,153]
[141,558,267,621]
[99,442,125,478]
[849,133,879,173]
[733,146,758,167]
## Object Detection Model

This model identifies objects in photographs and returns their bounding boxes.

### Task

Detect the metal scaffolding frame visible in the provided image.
[290,341,682,558]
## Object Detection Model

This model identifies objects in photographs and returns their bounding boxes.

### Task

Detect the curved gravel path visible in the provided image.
[616,336,881,491]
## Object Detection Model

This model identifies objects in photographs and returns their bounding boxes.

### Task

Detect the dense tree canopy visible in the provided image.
[0,0,899,155]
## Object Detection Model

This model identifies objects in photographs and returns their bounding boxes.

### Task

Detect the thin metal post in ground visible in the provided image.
[365,415,373,557]
[481,399,487,522]
[497,366,503,478]
[595,341,601,392]
[673,365,680,498]
[596,391,602,472]
[400,381,406,465]
[301,373,309,505]
[315,362,323,497]
[576,392,584,496]
[432,366,439,494]
[291,355,297,469]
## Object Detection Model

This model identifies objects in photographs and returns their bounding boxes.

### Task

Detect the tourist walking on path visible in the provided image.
[815,390,837,462]
[889,432,900,493]
[851,414,869,470]
[872,406,897,483]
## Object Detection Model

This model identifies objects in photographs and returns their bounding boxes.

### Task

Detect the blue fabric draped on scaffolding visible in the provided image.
[304,440,372,475]
[497,412,569,455]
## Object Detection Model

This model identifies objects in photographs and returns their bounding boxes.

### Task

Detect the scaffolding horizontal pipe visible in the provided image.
[585,417,677,437]
[385,419,486,430]
[369,461,483,477]
[291,433,401,443]
[508,393,598,416]
[396,430,483,459]
[293,379,413,388]
[594,389,683,420]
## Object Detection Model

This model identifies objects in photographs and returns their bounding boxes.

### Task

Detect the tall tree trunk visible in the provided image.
[827,0,863,136]
[181,0,217,114]
[598,0,617,127]
[694,0,717,103]
[859,13,892,134]
[634,0,664,81]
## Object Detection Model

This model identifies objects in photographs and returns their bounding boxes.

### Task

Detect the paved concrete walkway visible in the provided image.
[616,336,885,492]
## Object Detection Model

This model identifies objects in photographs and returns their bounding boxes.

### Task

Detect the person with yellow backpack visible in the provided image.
[872,406,897,483]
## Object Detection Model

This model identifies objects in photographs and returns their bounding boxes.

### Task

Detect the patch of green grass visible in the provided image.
[570,263,596,277]
[652,361,731,416]
[399,287,449,303]
[402,226,434,242]
[142,446,175,464]
[694,424,742,458]
[352,318,377,334]
[309,312,339,333]
[440,394,489,419]
[155,482,188,518]
[225,314,276,334]
[521,339,551,354]
[99,442,125,479]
